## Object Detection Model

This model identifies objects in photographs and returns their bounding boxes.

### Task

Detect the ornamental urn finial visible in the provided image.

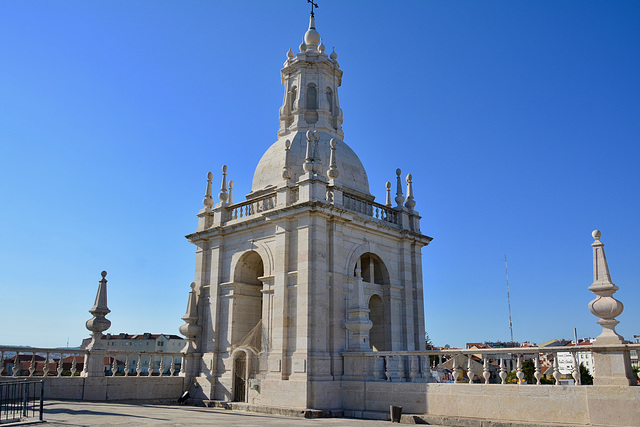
[395,169,405,207]
[588,230,625,344]
[405,173,416,210]
[85,271,111,349]
[327,138,339,181]
[219,165,228,203]
[179,282,202,353]
[203,172,214,209]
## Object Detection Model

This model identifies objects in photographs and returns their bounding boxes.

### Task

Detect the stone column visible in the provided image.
[588,230,636,386]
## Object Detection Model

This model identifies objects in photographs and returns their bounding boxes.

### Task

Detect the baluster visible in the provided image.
[82,354,88,376]
[452,355,459,384]
[71,354,77,376]
[516,355,524,384]
[483,355,490,384]
[437,354,444,381]
[571,352,580,385]
[136,354,142,376]
[373,355,381,380]
[170,355,176,376]
[397,355,405,381]
[467,356,475,384]
[553,353,560,385]
[179,355,185,376]
[124,354,130,376]
[57,354,63,377]
[28,353,35,377]
[43,352,50,377]
[410,356,418,382]
[384,356,392,381]
[534,354,542,385]
[111,355,117,376]
[148,356,154,377]
[159,356,165,376]
[12,352,20,377]
[499,357,507,384]
[422,356,432,381]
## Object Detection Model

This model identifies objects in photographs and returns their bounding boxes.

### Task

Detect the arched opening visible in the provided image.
[232,251,264,347]
[356,253,390,285]
[306,84,317,110]
[289,86,297,112]
[369,295,387,351]
[305,83,318,124]
[326,87,334,115]
[353,252,391,351]
[233,352,247,402]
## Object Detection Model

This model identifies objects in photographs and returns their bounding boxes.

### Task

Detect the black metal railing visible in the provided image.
[0,380,43,424]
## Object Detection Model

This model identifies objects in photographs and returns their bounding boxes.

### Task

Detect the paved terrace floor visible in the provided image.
[38,400,443,426]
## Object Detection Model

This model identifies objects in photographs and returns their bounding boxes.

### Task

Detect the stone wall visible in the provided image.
[341,381,640,426]
[30,377,186,402]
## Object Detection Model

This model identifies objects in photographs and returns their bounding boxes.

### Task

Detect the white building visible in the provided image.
[558,339,594,380]
[81,333,185,374]
[180,12,431,409]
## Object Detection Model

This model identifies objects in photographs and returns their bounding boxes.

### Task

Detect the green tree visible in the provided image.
[505,371,518,384]
[425,333,434,350]
[522,359,535,384]
[632,366,639,382]
[580,363,593,385]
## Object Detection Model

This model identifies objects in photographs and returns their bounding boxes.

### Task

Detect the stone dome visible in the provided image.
[251,131,370,196]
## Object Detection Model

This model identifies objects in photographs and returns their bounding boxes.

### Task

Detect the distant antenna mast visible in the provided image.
[505,255,514,345]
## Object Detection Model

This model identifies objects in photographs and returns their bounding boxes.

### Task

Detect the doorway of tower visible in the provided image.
[233,352,247,402]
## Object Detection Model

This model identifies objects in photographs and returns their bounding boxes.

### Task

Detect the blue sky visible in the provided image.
[1,1,639,348]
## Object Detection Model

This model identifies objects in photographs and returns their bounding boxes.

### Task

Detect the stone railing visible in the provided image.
[343,194,398,225]
[229,194,277,220]
[0,346,184,378]
[343,343,640,385]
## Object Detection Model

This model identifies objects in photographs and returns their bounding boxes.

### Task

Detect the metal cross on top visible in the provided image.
[307,0,319,17]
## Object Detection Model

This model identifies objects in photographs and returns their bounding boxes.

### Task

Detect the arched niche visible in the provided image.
[368,294,389,351]
[230,251,264,347]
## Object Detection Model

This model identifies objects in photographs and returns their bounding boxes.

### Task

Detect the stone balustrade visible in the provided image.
[229,194,277,220]
[0,346,184,378]
[342,194,399,225]
[343,343,640,385]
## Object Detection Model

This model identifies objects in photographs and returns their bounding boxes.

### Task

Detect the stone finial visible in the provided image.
[304,15,320,46]
[405,173,416,210]
[395,168,405,207]
[327,138,339,181]
[287,48,294,60]
[303,130,319,174]
[318,38,325,53]
[304,130,314,173]
[203,172,214,209]
[330,47,337,61]
[85,271,111,349]
[299,37,307,53]
[228,180,234,205]
[588,230,625,344]
[179,282,202,353]
[385,182,392,206]
[218,165,228,203]
[282,139,293,181]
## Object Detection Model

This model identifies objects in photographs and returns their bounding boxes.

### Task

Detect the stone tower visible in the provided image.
[181,14,432,410]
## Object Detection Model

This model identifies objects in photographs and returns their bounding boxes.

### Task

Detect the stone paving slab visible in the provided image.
[40,400,438,426]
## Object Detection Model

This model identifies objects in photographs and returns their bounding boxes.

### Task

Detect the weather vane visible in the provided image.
[307,0,319,17]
